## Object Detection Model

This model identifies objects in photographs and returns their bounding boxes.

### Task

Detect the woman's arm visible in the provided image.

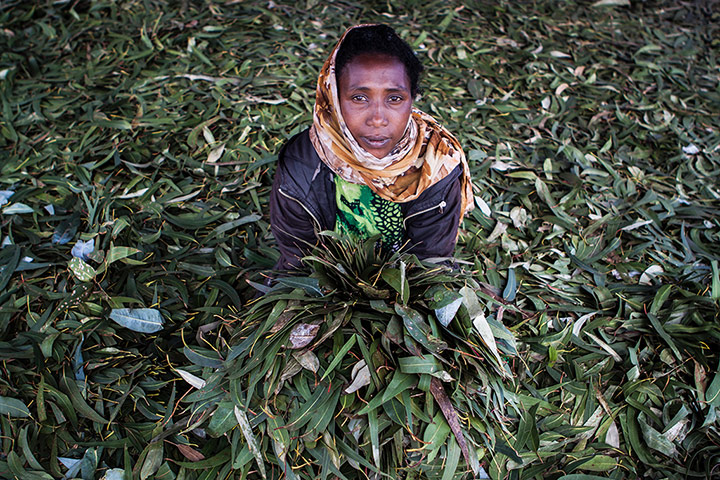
[403,175,463,259]
[269,169,319,270]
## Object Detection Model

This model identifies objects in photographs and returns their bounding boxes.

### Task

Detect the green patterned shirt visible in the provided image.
[334,176,404,251]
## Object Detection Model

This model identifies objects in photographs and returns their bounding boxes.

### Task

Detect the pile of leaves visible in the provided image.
[0,0,719,479]
[176,234,519,480]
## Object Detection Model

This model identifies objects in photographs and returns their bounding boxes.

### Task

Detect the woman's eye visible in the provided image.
[351,95,367,102]
[388,95,404,103]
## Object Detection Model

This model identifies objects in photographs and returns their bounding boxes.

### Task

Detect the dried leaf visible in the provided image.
[206,143,225,163]
[430,378,479,475]
[292,350,319,373]
[176,369,206,389]
[176,444,205,462]
[344,360,370,394]
[288,323,320,349]
[639,265,664,285]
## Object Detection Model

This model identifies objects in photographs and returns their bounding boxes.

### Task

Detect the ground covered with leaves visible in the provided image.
[1,0,719,479]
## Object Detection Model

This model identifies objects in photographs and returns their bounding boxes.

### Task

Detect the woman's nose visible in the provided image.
[366,103,388,127]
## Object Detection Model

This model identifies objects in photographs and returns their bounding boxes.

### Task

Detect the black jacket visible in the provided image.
[269,129,463,270]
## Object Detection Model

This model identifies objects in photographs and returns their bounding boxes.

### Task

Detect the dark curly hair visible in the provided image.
[335,24,423,98]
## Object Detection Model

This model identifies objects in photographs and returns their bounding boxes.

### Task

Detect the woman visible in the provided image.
[270,24,473,270]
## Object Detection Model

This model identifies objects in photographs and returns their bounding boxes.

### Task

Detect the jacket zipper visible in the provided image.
[403,201,446,229]
[278,188,322,230]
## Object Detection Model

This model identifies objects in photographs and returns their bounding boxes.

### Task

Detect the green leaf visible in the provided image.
[276,276,324,296]
[438,8,455,31]
[69,257,97,282]
[81,447,100,479]
[52,215,81,244]
[440,438,461,480]
[432,290,463,327]
[487,316,518,356]
[59,372,107,424]
[558,475,619,480]
[208,402,238,437]
[306,388,341,435]
[381,371,416,403]
[381,264,410,304]
[649,284,673,316]
[574,455,620,472]
[494,439,522,464]
[2,202,34,214]
[0,396,30,418]
[398,356,441,375]
[93,118,133,130]
[209,214,262,237]
[106,246,141,265]
[620,407,658,466]
[502,268,517,301]
[140,442,163,480]
[174,449,232,469]
[19,427,44,470]
[705,359,720,407]
[422,412,451,460]
[0,245,21,291]
[395,304,447,353]
[368,407,381,467]
[320,334,356,381]
[234,406,267,479]
[470,309,505,371]
[109,308,164,333]
[267,411,296,479]
[286,385,329,430]
[184,346,223,368]
[646,310,681,360]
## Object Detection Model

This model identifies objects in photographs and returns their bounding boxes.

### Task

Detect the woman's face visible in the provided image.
[337,53,412,159]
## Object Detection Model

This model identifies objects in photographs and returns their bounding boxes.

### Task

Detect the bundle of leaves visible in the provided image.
[176,233,521,480]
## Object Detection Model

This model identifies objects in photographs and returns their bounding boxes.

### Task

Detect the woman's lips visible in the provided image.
[361,136,391,149]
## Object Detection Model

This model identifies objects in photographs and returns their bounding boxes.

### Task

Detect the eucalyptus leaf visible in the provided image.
[52,216,80,245]
[2,202,34,214]
[69,257,96,282]
[0,396,31,418]
[109,308,164,333]
[71,238,95,261]
[234,406,267,479]
[0,190,13,206]
[433,292,463,327]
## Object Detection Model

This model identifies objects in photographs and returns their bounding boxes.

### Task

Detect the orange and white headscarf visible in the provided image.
[309,24,474,221]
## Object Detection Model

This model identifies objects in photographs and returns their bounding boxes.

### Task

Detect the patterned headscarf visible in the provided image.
[309,24,474,221]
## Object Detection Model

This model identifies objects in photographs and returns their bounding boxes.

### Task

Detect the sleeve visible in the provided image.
[404,176,463,260]
[269,166,319,270]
